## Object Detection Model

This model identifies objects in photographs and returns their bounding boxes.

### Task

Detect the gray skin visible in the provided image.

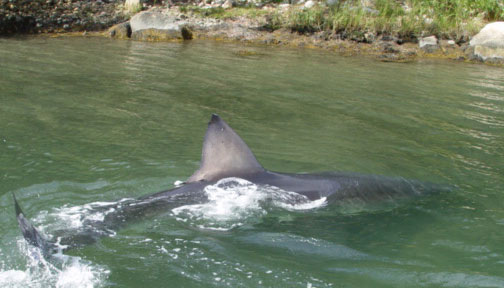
[14,114,445,254]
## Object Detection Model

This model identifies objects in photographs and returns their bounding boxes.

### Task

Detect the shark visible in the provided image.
[14,114,447,256]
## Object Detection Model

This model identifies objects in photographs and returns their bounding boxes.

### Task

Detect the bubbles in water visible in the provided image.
[172,178,267,230]
[0,270,28,287]
[55,260,103,288]
[0,239,108,288]
[0,197,132,288]
[36,198,133,232]
[172,178,327,230]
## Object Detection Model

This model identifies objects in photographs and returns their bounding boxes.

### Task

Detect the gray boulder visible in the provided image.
[469,22,504,62]
[130,9,193,40]
[130,10,186,32]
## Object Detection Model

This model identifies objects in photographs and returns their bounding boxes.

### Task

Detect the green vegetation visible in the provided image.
[277,0,503,40]
[182,0,504,41]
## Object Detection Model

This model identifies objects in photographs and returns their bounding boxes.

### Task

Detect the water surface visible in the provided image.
[0,37,503,287]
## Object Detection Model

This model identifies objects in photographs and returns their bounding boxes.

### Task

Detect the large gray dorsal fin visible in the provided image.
[187,114,264,182]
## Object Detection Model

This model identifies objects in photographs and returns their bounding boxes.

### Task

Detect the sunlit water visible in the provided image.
[0,37,503,287]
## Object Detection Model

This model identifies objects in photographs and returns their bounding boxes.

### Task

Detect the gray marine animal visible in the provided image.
[14,114,448,256]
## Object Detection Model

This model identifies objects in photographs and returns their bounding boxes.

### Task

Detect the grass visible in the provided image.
[179,0,503,41]
[281,0,496,40]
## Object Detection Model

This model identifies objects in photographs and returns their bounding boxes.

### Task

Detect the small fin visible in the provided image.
[187,114,264,182]
[13,193,53,252]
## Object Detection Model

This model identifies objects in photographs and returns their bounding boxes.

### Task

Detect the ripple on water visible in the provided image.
[329,267,504,287]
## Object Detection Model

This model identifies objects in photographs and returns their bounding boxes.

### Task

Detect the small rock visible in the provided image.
[419,35,439,53]
[181,26,193,40]
[419,35,437,48]
[221,0,233,9]
[108,22,131,39]
[304,0,315,9]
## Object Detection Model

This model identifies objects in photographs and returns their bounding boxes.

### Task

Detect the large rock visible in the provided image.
[130,10,185,32]
[469,22,504,62]
[130,9,193,40]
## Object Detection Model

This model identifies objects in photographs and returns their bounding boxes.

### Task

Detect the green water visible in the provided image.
[0,37,503,287]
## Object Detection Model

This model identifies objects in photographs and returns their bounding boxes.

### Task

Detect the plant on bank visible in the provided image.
[273,0,502,40]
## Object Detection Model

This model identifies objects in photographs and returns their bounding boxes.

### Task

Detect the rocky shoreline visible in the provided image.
[2,1,504,65]
[107,6,504,65]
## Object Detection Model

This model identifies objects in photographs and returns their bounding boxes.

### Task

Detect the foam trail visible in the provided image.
[32,198,133,235]
[172,178,327,230]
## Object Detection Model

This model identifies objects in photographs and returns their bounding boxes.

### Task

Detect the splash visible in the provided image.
[172,178,267,230]
[0,197,127,288]
[0,240,108,288]
[172,178,326,230]
[35,198,133,232]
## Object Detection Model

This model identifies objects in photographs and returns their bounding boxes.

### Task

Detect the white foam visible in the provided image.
[172,178,327,230]
[1,197,121,288]
[0,270,29,286]
[42,198,133,231]
[172,178,266,230]
[0,239,108,288]
[274,196,327,211]
[56,259,103,288]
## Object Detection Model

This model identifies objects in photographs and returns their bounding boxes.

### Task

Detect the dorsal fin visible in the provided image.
[187,114,264,182]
